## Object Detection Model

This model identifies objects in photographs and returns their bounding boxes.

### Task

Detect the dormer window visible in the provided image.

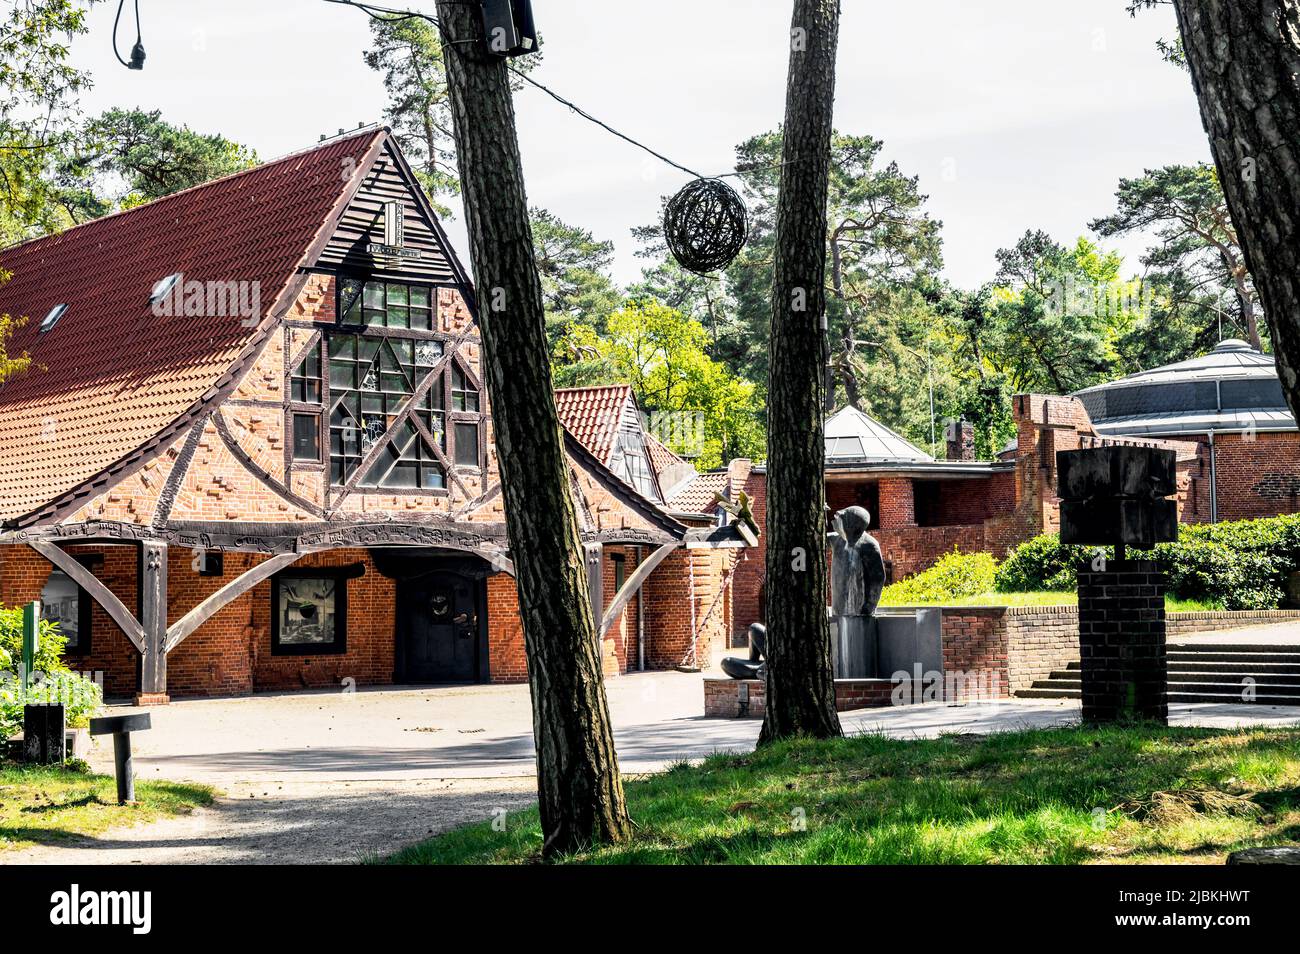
[39,303,68,332]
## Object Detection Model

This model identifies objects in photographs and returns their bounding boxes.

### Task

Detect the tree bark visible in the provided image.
[760,0,843,745]
[1173,0,1300,414]
[435,1,631,856]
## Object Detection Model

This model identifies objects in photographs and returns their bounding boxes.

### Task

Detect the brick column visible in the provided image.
[1077,560,1167,724]
[877,477,916,528]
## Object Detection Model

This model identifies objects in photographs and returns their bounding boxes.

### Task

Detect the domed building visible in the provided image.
[1072,340,1299,522]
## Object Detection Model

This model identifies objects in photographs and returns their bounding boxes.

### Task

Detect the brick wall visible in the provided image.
[703,677,894,718]
[939,608,1009,700]
[1004,605,1079,694]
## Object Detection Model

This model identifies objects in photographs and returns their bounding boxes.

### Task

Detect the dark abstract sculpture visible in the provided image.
[720,623,767,680]
[829,506,886,678]
[663,178,748,275]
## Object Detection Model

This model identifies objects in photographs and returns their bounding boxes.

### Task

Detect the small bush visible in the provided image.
[0,604,102,739]
[994,535,1101,593]
[882,550,997,605]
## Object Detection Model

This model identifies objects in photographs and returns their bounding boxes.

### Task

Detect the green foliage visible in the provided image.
[0,603,101,738]
[995,534,1099,593]
[1091,162,1263,352]
[562,300,764,469]
[1144,540,1282,612]
[363,14,538,218]
[881,550,997,605]
[66,107,257,210]
[997,515,1300,611]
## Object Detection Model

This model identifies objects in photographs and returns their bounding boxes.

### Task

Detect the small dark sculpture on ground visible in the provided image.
[720,622,766,680]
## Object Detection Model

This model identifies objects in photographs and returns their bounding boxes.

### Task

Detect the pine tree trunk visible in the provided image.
[1173,0,1300,415]
[435,1,631,856]
[760,0,843,745]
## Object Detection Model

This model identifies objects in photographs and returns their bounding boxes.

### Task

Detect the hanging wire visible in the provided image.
[112,0,143,69]
[322,0,793,182]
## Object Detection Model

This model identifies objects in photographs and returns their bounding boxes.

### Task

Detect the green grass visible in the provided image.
[879,590,1222,611]
[0,762,215,851]
[381,726,1300,865]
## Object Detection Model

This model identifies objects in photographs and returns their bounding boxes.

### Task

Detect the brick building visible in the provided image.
[0,128,749,702]
[698,342,1298,639]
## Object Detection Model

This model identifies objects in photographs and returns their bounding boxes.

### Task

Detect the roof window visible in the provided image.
[39,303,68,333]
[150,272,182,305]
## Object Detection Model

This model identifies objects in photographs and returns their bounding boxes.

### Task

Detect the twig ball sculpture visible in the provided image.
[663,177,748,275]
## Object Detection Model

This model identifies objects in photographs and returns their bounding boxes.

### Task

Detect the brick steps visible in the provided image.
[1020,645,1300,706]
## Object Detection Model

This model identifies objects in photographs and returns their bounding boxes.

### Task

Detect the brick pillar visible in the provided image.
[1077,560,1167,724]
[877,477,916,528]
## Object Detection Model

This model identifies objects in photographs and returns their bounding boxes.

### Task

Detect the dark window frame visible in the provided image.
[323,281,487,489]
[270,565,364,657]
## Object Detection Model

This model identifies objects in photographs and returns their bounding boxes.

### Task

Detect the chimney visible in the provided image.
[947,420,976,461]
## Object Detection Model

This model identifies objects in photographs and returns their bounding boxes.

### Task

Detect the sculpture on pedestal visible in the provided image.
[829,506,886,678]
[720,623,767,680]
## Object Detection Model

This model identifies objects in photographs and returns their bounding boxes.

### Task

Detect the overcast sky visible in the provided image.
[71,0,1212,289]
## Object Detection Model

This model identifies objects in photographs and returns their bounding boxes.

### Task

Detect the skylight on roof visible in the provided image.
[150,272,182,305]
[39,304,68,333]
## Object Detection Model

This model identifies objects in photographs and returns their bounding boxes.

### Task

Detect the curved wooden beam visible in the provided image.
[164,551,303,653]
[31,541,145,653]
[598,542,676,639]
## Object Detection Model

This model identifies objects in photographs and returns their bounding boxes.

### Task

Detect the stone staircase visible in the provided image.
[1019,642,1300,706]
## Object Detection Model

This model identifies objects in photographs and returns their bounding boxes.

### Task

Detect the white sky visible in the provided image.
[70,0,1211,289]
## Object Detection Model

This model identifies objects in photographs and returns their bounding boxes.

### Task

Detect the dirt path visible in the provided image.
[3,777,537,865]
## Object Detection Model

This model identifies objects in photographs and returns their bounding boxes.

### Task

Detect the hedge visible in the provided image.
[993,513,1300,611]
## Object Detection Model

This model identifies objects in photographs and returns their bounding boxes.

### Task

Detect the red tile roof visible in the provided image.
[667,471,728,514]
[644,431,687,481]
[0,129,385,523]
[553,385,632,465]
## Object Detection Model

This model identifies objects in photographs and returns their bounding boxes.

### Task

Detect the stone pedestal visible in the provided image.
[832,615,876,678]
[22,704,66,764]
[1078,560,1168,724]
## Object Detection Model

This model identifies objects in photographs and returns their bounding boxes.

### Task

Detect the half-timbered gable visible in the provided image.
[0,127,752,702]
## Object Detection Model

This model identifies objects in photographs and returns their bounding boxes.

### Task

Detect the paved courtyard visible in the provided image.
[5,670,1300,864]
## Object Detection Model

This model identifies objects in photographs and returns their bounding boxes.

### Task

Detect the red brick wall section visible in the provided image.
[486,572,526,683]
[1202,432,1300,522]
[874,525,987,581]
[1004,605,1079,694]
[731,467,768,639]
[703,677,894,718]
[877,477,916,528]
[939,608,1009,701]
[642,547,724,671]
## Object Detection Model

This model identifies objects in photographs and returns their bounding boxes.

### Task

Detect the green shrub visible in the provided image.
[1142,539,1284,611]
[994,535,1102,593]
[0,604,102,739]
[881,549,997,605]
[995,513,1300,611]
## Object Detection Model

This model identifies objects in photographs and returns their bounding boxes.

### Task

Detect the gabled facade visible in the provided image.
[0,128,749,702]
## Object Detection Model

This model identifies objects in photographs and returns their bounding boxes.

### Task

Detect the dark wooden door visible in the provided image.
[398,571,481,683]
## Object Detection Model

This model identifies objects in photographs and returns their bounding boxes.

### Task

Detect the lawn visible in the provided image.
[382,725,1300,865]
[880,590,1221,612]
[0,762,215,851]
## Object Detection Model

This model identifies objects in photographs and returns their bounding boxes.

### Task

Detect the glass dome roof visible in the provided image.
[1072,340,1294,437]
